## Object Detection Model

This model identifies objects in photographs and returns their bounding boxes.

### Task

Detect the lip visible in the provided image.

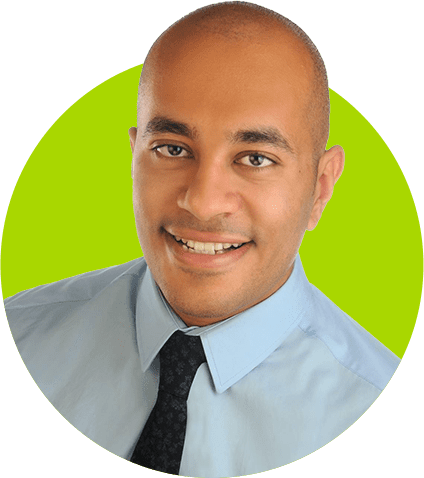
[164,229,253,269]
[165,228,251,244]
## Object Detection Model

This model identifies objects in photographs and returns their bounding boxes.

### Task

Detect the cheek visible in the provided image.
[134,160,172,214]
[133,164,165,243]
[248,180,313,242]
[133,159,187,254]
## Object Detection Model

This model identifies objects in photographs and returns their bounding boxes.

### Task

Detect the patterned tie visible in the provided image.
[130,330,206,474]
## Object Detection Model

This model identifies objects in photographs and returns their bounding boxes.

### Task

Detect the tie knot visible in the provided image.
[159,330,206,399]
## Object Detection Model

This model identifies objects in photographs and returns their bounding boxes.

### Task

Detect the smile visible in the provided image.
[171,234,245,255]
[164,228,253,269]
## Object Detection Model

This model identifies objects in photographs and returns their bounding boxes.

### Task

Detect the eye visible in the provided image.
[153,144,191,157]
[237,154,274,168]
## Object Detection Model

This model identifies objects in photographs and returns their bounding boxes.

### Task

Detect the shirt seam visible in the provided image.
[5,271,140,310]
[6,298,92,309]
[297,323,383,392]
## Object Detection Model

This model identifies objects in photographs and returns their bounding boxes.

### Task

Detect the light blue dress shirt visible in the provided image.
[5,255,400,477]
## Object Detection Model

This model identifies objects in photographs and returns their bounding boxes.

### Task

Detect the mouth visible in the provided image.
[170,234,247,255]
[163,228,253,269]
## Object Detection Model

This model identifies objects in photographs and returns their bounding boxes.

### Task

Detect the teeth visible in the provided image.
[204,243,215,253]
[172,234,244,255]
[194,242,205,252]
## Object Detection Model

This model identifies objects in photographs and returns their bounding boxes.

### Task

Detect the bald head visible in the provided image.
[130,3,345,327]
[138,1,330,163]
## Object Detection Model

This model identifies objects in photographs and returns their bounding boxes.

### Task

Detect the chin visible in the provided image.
[162,283,252,325]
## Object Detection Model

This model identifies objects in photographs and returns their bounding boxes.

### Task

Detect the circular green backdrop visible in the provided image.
[1,65,422,358]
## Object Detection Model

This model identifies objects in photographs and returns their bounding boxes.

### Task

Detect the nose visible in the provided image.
[177,160,241,221]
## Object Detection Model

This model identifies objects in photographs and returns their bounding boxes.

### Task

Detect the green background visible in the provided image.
[0,1,423,477]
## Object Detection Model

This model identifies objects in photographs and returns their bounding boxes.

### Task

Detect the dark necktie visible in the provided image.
[130,330,206,474]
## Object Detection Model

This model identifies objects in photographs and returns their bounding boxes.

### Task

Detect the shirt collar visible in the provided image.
[136,255,313,393]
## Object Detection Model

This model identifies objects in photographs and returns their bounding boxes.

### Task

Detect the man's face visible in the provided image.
[131,32,324,326]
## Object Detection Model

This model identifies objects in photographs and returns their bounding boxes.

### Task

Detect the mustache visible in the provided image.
[161,218,252,238]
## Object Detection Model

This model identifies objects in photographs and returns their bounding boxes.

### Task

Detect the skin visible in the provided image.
[129,24,344,327]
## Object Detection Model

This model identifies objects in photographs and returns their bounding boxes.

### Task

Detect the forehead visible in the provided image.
[139,30,315,154]
[147,28,313,102]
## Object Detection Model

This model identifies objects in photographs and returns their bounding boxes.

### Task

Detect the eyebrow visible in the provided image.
[228,127,294,154]
[143,116,198,140]
[143,116,294,155]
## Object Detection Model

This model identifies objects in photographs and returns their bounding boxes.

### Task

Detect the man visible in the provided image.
[4,2,400,477]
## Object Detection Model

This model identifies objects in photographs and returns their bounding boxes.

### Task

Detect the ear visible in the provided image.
[129,127,137,152]
[129,127,137,179]
[307,145,345,231]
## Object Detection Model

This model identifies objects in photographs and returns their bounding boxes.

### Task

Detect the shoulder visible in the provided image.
[4,258,148,348]
[4,257,147,309]
[297,284,400,392]
[4,258,150,434]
